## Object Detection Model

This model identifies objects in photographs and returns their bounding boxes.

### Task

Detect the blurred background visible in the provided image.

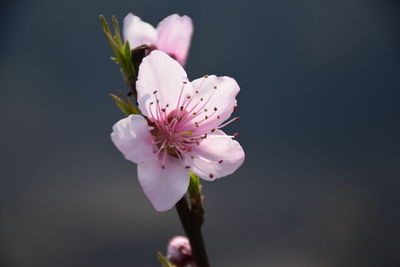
[1,0,400,266]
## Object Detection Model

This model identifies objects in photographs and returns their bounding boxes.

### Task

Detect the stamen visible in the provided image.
[175,82,187,111]
[160,149,167,166]
[217,117,240,129]
[178,87,219,127]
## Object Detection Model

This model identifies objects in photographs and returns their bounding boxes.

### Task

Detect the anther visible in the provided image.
[195,90,199,94]
[185,166,191,169]
[211,128,216,133]
[217,116,220,119]
[204,75,209,78]
[214,107,217,111]
[233,132,239,138]
[209,173,214,178]
[233,106,238,112]
[200,98,204,101]
[153,90,158,94]
[218,160,223,164]
[161,108,166,112]
[204,109,208,112]
[161,165,165,169]
[214,86,217,89]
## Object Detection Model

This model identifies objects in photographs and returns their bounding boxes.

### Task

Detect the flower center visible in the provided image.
[149,80,239,169]
[150,109,195,168]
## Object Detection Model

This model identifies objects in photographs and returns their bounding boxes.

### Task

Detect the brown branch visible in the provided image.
[175,196,210,267]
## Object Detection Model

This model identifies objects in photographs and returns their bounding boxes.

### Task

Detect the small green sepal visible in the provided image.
[157,252,176,267]
[110,93,140,116]
[100,15,137,96]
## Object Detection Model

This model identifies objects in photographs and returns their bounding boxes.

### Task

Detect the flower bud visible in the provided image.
[166,236,195,266]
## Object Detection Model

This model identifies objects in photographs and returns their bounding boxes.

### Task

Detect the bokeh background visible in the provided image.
[1,0,400,266]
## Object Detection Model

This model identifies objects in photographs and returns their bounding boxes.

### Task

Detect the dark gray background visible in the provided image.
[1,0,400,266]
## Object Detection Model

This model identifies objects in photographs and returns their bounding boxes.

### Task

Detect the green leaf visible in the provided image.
[100,15,138,96]
[188,172,201,197]
[99,15,111,34]
[188,172,205,221]
[156,252,176,267]
[102,28,124,62]
[110,94,138,116]
[123,41,136,77]
[125,97,141,115]
[111,15,123,46]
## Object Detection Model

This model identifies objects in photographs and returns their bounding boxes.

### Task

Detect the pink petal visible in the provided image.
[111,114,156,164]
[138,156,189,211]
[189,75,240,135]
[187,130,245,180]
[123,13,157,49]
[155,14,193,65]
[136,50,193,118]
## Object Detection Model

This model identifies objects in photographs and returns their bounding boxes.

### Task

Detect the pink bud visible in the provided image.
[166,236,195,266]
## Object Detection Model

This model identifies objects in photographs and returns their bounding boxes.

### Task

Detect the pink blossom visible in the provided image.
[111,51,245,211]
[123,13,193,65]
[166,236,195,267]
